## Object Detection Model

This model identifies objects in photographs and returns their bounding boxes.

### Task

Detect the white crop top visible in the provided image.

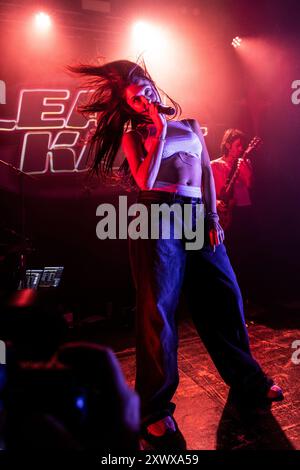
[161,119,202,160]
[135,119,202,161]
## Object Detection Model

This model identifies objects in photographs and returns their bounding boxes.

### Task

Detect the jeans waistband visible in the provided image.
[138,190,203,205]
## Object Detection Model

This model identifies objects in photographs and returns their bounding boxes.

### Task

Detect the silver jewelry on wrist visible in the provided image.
[207,211,219,221]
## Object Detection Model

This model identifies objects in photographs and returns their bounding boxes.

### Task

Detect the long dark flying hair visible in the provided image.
[67,59,181,189]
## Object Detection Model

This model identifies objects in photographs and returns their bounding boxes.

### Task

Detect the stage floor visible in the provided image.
[77,305,300,450]
[114,316,300,450]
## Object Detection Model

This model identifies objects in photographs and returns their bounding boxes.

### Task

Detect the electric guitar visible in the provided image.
[217,136,262,230]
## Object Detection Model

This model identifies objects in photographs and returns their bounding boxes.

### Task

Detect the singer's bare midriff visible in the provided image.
[154,152,202,186]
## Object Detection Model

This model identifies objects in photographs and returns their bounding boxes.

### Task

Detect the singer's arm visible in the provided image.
[189,119,224,245]
[187,120,217,213]
[122,104,167,190]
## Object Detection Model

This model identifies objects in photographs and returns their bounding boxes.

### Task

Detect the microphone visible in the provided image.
[157,104,176,116]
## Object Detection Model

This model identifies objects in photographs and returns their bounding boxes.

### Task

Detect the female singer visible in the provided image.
[71,60,283,450]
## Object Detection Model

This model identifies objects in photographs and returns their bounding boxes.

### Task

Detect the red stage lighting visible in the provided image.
[231,36,242,48]
[34,12,52,32]
[131,21,168,56]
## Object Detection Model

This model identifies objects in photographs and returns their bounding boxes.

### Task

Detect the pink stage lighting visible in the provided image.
[34,12,52,32]
[131,21,168,56]
[231,36,242,48]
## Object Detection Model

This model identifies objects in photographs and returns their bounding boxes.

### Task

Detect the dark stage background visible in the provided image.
[1,0,300,319]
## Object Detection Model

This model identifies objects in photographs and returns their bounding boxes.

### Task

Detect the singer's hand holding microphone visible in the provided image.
[148,101,175,136]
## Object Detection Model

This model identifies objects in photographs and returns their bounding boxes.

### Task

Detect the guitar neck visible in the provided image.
[222,161,240,200]
[225,151,248,195]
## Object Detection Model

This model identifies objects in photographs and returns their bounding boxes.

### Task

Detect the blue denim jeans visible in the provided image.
[129,191,272,426]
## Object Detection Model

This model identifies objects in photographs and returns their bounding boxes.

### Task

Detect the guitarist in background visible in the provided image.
[211,128,253,230]
[211,129,256,313]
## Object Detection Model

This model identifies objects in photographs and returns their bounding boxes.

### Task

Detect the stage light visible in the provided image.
[131,21,167,55]
[231,36,242,48]
[34,12,52,32]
